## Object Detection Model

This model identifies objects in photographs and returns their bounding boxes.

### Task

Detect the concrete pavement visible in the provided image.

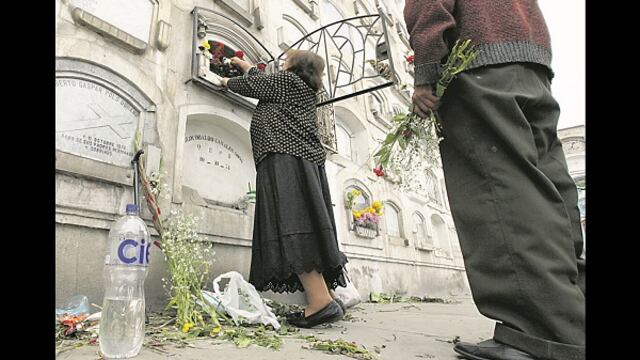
[57,298,494,360]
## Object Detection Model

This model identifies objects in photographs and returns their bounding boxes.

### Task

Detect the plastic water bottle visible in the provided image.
[99,204,150,358]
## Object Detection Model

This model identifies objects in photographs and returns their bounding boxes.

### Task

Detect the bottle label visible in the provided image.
[117,237,151,266]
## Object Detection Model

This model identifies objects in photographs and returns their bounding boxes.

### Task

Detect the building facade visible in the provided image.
[558,125,586,257]
[55,0,468,310]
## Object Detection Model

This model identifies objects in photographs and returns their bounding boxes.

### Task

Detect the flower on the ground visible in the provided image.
[162,211,219,330]
[210,326,222,337]
[182,322,194,333]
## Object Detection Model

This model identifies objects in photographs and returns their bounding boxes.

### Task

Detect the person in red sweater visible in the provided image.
[403,1,585,360]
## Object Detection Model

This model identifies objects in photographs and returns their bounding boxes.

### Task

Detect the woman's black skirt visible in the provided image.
[249,153,348,293]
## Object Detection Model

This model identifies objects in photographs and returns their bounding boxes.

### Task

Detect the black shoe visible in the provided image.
[454,339,536,360]
[333,298,346,313]
[287,300,344,328]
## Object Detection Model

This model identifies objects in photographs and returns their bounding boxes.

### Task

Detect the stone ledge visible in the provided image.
[56,150,133,186]
[71,7,148,54]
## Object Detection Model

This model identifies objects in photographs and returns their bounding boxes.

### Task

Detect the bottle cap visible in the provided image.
[126,204,139,215]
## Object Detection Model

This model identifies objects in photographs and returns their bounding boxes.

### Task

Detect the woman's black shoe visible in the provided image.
[287,300,344,328]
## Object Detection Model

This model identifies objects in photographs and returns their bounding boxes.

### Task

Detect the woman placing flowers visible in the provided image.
[209,51,348,328]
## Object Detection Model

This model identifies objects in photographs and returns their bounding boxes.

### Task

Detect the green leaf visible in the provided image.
[380,150,391,167]
[133,130,142,152]
[374,146,388,158]
[383,132,398,146]
[237,337,251,348]
[399,133,407,150]
[392,113,406,122]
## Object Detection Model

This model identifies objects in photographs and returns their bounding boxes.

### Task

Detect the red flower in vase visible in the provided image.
[234,50,245,59]
[373,166,385,177]
[212,50,224,60]
[256,62,267,71]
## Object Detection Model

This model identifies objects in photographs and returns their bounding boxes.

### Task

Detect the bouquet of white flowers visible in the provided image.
[373,40,479,178]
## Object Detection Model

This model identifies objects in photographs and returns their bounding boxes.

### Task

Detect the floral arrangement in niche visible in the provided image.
[197,40,269,80]
[207,41,243,78]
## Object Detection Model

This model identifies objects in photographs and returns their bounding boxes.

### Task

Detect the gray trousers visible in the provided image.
[437,63,585,360]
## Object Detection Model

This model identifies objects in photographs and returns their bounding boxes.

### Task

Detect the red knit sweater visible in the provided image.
[403,0,553,85]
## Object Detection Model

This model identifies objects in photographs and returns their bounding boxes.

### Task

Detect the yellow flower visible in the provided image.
[372,201,383,210]
[351,190,362,197]
[201,41,211,50]
[182,322,194,333]
[210,326,222,337]
[367,207,376,214]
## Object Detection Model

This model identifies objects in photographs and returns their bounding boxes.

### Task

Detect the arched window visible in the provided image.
[431,214,451,255]
[369,92,388,119]
[279,15,314,51]
[335,123,353,160]
[425,170,442,205]
[320,0,348,29]
[385,202,402,237]
[334,106,368,164]
[413,212,427,245]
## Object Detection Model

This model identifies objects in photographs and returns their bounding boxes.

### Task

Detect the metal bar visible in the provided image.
[191,9,199,81]
[279,14,380,59]
[131,150,144,208]
[322,29,333,98]
[317,81,393,107]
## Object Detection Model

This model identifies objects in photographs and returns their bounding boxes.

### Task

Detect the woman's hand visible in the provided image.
[230,57,252,73]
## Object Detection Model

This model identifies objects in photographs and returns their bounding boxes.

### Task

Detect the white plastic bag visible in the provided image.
[202,271,281,330]
[334,271,362,308]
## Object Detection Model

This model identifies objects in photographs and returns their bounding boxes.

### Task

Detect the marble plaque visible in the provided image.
[183,119,256,204]
[56,77,140,167]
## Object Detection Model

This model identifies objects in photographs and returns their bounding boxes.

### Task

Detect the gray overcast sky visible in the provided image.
[538,0,585,130]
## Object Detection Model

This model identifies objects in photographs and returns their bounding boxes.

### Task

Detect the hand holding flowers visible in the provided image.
[372,40,479,182]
